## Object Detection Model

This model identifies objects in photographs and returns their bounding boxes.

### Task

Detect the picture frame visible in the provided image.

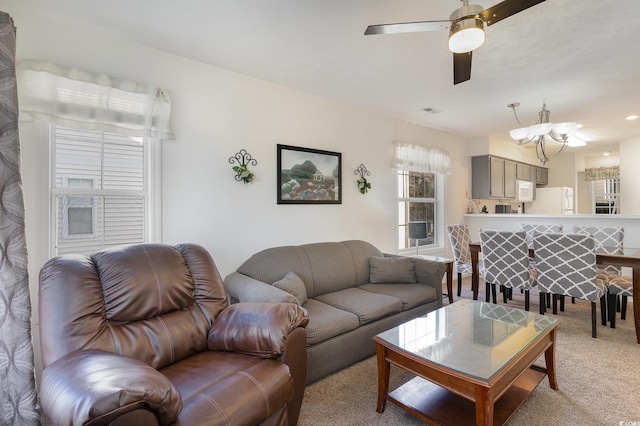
[277,144,342,204]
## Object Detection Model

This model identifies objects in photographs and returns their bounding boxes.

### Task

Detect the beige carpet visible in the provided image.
[298,279,640,425]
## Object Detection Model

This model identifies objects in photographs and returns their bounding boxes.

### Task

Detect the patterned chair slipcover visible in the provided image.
[572,226,630,328]
[479,229,537,311]
[521,224,563,248]
[447,224,484,297]
[572,225,624,279]
[606,276,633,328]
[533,232,607,338]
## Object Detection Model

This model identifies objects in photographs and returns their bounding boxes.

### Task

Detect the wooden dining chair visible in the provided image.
[479,229,537,311]
[447,224,484,297]
[533,232,607,338]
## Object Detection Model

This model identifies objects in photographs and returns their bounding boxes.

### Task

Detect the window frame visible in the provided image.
[397,169,445,255]
[47,121,161,257]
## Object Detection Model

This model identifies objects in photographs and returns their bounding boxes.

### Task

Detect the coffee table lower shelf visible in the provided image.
[386,366,547,426]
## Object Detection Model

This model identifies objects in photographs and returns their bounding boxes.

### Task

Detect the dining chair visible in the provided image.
[479,229,537,311]
[606,276,632,328]
[572,226,624,280]
[572,226,626,324]
[521,224,562,308]
[533,232,607,338]
[447,224,484,297]
[521,224,563,248]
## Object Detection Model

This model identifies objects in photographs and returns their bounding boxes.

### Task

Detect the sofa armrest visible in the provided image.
[383,253,446,299]
[208,302,309,358]
[413,257,446,300]
[224,271,300,304]
[41,349,181,426]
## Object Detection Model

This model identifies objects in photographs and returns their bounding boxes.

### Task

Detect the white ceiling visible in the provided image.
[8,0,640,157]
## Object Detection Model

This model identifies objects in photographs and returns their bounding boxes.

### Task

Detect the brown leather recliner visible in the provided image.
[38,243,309,426]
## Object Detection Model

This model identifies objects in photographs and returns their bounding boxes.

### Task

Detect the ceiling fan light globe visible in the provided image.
[448,18,485,53]
[553,122,578,137]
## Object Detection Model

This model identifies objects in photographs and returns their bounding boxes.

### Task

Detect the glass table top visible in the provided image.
[375,299,557,381]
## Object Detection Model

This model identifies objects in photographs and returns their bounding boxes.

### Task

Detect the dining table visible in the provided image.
[469,242,640,344]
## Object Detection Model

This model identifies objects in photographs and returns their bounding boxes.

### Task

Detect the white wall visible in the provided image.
[6,3,469,275]
[3,3,470,380]
[620,137,640,214]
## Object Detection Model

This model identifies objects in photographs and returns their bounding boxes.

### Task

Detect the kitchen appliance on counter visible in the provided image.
[516,180,534,202]
[527,187,574,214]
[495,204,512,214]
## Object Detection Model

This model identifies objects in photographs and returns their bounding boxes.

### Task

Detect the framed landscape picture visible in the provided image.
[277,144,342,204]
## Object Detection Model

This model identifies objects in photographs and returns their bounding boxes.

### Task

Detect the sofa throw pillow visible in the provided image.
[272,271,308,305]
[369,256,416,284]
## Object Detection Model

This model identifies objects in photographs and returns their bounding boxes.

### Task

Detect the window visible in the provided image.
[62,178,96,238]
[398,170,437,251]
[51,125,150,256]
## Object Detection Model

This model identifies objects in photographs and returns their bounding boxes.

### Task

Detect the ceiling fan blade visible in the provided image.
[453,52,472,85]
[480,0,546,26]
[364,20,450,35]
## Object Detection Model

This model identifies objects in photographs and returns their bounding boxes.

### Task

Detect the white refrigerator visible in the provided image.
[527,187,574,214]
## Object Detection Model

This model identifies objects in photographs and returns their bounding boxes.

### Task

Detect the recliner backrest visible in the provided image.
[39,243,228,369]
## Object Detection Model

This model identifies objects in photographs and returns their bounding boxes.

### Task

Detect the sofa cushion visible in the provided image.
[302,299,360,346]
[300,242,358,296]
[315,288,402,325]
[272,271,307,305]
[358,283,438,311]
[369,256,416,284]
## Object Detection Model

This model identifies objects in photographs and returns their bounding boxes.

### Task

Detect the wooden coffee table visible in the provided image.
[374,299,558,426]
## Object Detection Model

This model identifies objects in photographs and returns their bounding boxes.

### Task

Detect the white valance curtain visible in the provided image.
[585,166,619,181]
[17,59,174,140]
[391,140,451,175]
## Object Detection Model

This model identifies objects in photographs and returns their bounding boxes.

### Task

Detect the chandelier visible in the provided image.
[507,101,579,165]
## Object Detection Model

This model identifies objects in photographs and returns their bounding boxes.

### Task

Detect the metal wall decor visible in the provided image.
[229,149,257,183]
[354,163,371,194]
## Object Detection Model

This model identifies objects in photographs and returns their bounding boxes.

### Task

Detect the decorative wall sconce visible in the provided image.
[354,164,371,194]
[229,149,257,183]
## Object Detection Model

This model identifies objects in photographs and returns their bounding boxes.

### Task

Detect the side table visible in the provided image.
[416,255,454,304]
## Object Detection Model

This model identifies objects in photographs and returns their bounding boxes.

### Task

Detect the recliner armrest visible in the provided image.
[208,302,309,358]
[41,349,182,426]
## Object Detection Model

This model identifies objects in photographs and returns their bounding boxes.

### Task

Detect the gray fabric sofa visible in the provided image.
[224,240,446,384]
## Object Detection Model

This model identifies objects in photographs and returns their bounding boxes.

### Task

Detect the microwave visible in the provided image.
[517,180,534,202]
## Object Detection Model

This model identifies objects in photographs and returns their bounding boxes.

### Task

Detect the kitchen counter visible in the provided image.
[464,214,640,248]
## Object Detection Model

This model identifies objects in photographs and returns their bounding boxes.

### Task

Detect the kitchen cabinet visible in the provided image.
[504,160,516,198]
[516,163,531,181]
[472,155,512,199]
[472,155,545,200]
[536,167,549,185]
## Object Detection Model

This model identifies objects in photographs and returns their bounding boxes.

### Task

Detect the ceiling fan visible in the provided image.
[364,0,546,85]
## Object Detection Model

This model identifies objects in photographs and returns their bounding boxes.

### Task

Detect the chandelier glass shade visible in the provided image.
[508,102,579,165]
